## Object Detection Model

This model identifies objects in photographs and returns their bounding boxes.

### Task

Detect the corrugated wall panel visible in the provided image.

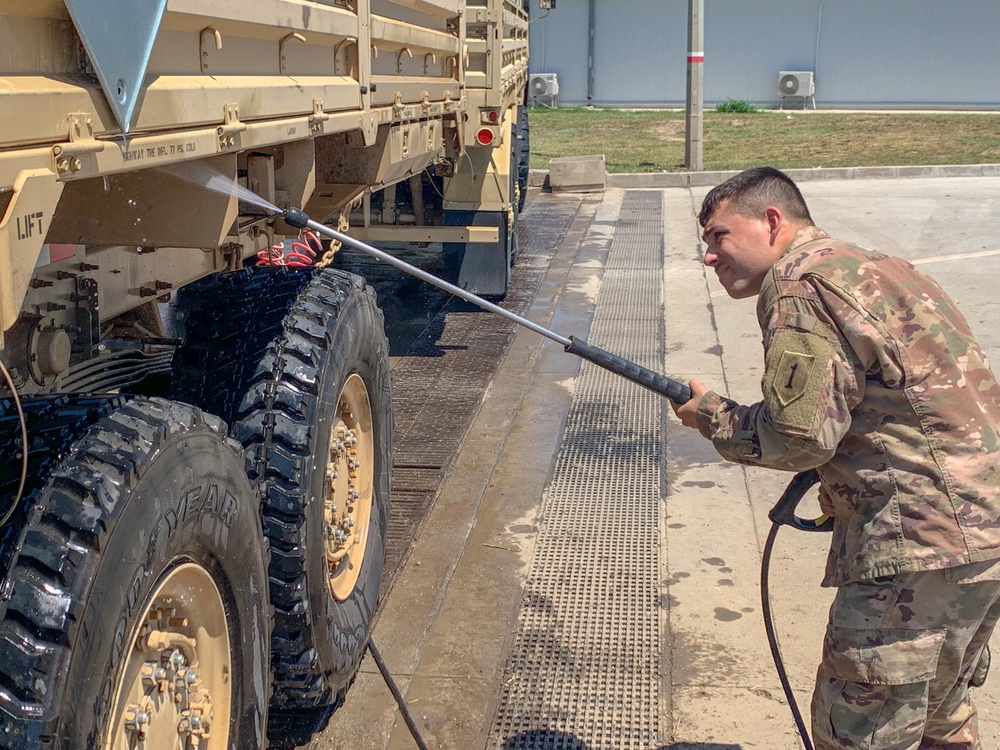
[704,0,820,105]
[529,0,1000,108]
[591,0,685,105]
[529,0,590,104]
[817,0,1000,105]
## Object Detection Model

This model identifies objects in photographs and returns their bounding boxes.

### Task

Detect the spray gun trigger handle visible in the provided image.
[768,470,835,532]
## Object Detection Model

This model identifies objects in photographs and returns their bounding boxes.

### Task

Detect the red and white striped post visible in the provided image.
[685,0,704,171]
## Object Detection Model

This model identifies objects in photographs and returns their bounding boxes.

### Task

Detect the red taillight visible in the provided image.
[476,127,496,146]
[488,110,499,123]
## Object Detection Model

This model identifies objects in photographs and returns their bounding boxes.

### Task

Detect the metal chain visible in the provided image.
[314,210,350,268]
[314,195,365,268]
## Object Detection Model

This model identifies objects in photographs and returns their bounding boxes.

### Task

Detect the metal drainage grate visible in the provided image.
[490,191,666,750]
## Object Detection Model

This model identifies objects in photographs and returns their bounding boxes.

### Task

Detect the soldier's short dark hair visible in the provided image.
[699,167,814,227]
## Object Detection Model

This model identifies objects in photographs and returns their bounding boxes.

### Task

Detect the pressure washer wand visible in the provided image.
[283,207,692,404]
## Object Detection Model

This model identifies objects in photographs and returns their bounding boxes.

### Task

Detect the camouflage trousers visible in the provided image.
[811,560,1000,749]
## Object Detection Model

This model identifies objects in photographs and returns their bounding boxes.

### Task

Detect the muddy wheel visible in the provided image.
[509,112,523,265]
[516,104,530,212]
[0,397,269,749]
[170,267,392,747]
[238,270,391,748]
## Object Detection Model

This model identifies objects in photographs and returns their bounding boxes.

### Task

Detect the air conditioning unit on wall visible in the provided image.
[529,73,559,107]
[778,71,816,109]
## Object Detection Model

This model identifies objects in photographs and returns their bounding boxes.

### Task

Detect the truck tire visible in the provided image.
[516,104,530,212]
[0,397,269,749]
[170,267,392,747]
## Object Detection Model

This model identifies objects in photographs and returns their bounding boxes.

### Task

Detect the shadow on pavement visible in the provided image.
[500,729,743,749]
[502,730,588,749]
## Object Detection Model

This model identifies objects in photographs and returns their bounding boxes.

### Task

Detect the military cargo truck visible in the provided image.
[0,0,529,746]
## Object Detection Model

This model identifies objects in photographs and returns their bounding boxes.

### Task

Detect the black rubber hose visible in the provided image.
[368,640,432,750]
[761,521,815,750]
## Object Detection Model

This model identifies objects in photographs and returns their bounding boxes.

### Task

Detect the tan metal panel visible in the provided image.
[0,168,64,338]
[369,78,455,107]
[0,79,113,149]
[132,75,362,129]
[47,155,238,249]
[369,16,460,56]
[375,0,461,18]
[0,13,77,73]
[0,1,71,19]
[347,225,498,243]
[164,0,358,38]
[0,76,363,147]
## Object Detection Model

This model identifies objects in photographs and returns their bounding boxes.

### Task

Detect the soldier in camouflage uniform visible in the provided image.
[671,167,1000,749]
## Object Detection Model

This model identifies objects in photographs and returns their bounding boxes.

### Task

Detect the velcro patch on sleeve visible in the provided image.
[764,330,834,432]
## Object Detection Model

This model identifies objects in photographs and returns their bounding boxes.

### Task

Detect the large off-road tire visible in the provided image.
[170,267,392,748]
[516,104,530,212]
[0,396,269,749]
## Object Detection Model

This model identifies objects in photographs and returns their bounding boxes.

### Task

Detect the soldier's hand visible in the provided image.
[670,379,709,428]
[818,485,836,518]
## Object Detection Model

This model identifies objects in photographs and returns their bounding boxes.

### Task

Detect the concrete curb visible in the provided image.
[529,163,1000,189]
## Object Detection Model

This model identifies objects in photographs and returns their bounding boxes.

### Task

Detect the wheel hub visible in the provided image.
[107,563,231,750]
[324,373,375,601]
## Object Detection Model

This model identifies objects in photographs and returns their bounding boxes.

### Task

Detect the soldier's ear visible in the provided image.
[764,206,783,237]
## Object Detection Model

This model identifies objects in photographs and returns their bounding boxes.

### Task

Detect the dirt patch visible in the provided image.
[651,120,686,141]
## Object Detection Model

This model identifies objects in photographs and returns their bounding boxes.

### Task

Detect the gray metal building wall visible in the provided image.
[528,0,1000,107]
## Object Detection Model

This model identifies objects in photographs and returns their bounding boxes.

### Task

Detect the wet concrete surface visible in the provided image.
[308,177,1000,750]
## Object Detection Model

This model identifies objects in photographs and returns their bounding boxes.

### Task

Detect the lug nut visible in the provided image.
[124,705,150,732]
[140,662,157,687]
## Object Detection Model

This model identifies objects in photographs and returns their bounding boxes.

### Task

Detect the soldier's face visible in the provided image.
[701,202,783,299]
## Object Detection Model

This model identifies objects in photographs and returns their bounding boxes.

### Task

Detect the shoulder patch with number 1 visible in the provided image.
[764,330,834,432]
[774,350,816,406]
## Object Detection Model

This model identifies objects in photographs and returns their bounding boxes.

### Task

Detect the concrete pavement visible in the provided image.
[317,176,1000,749]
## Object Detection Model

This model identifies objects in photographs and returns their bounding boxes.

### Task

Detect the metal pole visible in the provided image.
[281,207,691,402]
[587,0,595,103]
[684,0,704,171]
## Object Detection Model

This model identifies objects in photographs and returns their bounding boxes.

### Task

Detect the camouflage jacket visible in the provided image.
[695,226,1000,586]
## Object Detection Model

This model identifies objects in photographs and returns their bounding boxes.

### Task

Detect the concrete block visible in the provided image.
[527,168,548,187]
[608,172,688,188]
[548,154,606,193]
[896,165,942,179]
[687,169,740,187]
[938,164,989,177]
[854,166,899,180]
[785,167,853,182]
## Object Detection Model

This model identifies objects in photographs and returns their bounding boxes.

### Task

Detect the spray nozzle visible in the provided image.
[283,207,310,229]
